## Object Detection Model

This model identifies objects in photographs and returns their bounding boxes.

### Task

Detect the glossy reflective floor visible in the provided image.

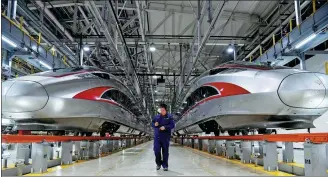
[40,141,269,176]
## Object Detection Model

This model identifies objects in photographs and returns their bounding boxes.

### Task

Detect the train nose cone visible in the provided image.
[278,72,326,108]
[2,80,49,112]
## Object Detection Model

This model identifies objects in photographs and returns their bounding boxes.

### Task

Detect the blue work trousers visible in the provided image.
[154,137,170,168]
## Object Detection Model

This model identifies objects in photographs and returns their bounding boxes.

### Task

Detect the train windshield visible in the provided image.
[209,61,289,75]
[32,66,98,77]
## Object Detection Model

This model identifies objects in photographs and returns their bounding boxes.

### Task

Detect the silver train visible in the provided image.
[174,61,328,136]
[2,66,149,136]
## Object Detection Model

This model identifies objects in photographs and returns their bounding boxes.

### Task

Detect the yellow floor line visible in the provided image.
[183,146,294,176]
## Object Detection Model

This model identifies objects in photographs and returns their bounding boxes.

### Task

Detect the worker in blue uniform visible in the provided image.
[152,103,175,171]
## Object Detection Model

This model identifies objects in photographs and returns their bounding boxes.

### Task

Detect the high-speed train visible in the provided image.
[2,66,149,136]
[174,61,328,136]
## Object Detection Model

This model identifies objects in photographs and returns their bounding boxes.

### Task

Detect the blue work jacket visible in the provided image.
[152,113,175,139]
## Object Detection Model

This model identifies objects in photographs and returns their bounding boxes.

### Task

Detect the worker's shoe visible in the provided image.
[156,166,161,170]
[163,168,168,171]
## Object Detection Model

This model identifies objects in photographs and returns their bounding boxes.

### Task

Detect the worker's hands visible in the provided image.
[160,126,166,131]
[155,122,159,127]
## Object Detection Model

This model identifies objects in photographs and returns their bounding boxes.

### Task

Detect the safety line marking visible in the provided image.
[182,146,294,176]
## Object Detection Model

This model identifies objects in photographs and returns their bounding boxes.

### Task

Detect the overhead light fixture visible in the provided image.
[154,90,158,93]
[227,45,234,53]
[2,35,17,48]
[149,44,156,52]
[295,33,317,49]
[32,45,37,50]
[39,60,52,70]
[153,75,159,79]
[155,99,159,102]
[83,46,90,51]
[23,47,28,51]
[183,101,187,104]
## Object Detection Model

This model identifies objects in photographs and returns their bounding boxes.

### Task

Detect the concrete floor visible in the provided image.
[35,141,269,176]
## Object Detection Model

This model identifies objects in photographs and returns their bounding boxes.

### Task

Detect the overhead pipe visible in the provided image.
[16,3,78,66]
[35,1,74,42]
[184,1,226,85]
[78,6,97,35]
[136,0,156,113]
[243,1,310,60]
[207,0,212,23]
[7,0,17,19]
[294,0,302,26]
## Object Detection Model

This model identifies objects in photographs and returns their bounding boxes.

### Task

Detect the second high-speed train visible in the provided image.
[2,66,149,136]
[174,61,328,136]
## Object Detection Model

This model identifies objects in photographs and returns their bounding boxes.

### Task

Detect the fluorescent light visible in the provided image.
[39,60,52,70]
[155,99,159,102]
[83,46,90,51]
[32,45,37,50]
[149,46,156,52]
[295,33,317,49]
[153,75,159,79]
[227,46,234,53]
[23,47,28,51]
[2,35,17,48]
[154,90,158,93]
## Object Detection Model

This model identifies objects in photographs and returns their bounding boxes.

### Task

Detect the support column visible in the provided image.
[233,45,237,61]
[299,53,306,70]
[80,141,90,160]
[194,139,199,149]
[74,141,81,159]
[226,141,235,159]
[202,139,209,152]
[304,141,327,176]
[47,143,54,160]
[216,140,225,156]
[191,138,195,148]
[88,141,96,158]
[16,143,31,165]
[31,142,48,173]
[263,141,278,171]
[241,141,252,164]
[283,142,294,163]
[208,140,216,154]
[198,139,203,151]
[294,0,302,26]
[183,138,188,146]
[114,140,119,151]
[108,140,114,152]
[326,144,328,169]
[61,141,73,165]
[101,140,109,154]
[7,0,17,19]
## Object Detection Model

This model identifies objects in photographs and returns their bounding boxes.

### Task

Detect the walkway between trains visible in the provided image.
[35,141,269,176]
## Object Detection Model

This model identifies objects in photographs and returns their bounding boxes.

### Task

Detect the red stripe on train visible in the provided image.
[181,82,250,117]
[73,86,112,101]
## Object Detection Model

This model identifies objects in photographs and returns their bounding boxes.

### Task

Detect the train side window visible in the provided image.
[209,68,229,75]
[102,89,141,116]
[181,86,218,115]
[92,73,110,80]
[209,68,247,75]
